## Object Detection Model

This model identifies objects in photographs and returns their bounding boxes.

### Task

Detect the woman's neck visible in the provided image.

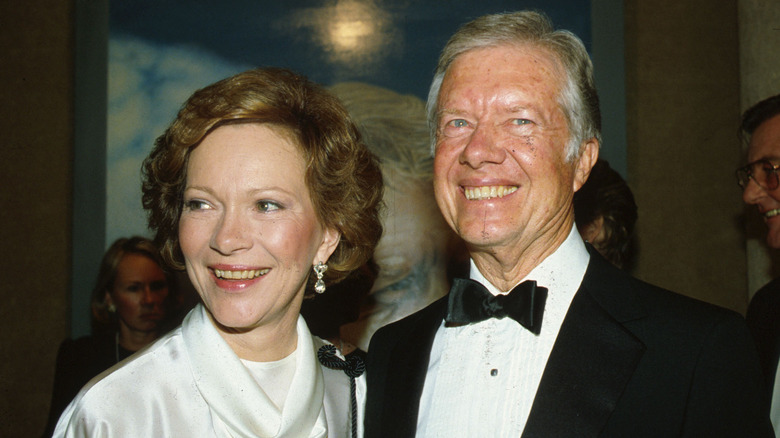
[211,310,300,362]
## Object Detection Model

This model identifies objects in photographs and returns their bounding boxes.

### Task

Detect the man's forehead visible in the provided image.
[748,114,780,160]
[438,50,564,105]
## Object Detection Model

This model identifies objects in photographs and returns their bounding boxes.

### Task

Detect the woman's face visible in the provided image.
[178,123,340,335]
[106,253,169,334]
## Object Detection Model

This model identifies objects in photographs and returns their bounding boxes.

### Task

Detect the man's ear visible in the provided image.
[573,138,599,192]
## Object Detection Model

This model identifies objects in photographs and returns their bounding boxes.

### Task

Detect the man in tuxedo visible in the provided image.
[738,93,780,433]
[364,11,773,437]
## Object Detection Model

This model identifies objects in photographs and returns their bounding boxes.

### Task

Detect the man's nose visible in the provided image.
[742,177,764,205]
[459,125,505,168]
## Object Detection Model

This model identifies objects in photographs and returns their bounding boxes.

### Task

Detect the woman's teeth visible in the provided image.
[214,268,269,280]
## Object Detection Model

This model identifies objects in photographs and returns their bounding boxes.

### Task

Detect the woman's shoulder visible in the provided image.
[70,329,185,400]
[53,328,207,436]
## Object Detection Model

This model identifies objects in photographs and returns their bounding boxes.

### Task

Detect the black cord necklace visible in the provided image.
[317,344,365,438]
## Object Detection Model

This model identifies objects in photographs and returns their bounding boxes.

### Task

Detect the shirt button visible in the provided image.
[490,368,498,376]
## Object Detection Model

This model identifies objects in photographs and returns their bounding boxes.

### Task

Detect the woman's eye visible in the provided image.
[512,118,532,125]
[447,119,469,128]
[185,199,211,211]
[257,201,281,212]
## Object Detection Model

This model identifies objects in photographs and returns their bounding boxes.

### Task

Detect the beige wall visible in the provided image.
[2,1,774,436]
[625,0,748,313]
[0,2,73,437]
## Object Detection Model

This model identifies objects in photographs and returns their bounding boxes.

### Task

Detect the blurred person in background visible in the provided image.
[573,159,637,270]
[43,236,175,437]
[328,82,465,351]
[737,93,780,434]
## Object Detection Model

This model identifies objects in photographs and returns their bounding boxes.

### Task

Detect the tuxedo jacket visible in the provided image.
[365,248,774,437]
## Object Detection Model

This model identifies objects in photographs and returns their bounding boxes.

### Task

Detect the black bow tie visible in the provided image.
[445,278,548,334]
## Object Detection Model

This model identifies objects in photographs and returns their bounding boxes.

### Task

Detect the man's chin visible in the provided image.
[766,229,780,249]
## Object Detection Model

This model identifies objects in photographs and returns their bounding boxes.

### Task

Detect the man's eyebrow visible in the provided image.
[437,108,468,117]
[752,155,780,163]
[507,105,531,112]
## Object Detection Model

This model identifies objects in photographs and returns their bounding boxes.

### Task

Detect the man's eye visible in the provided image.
[512,119,532,125]
[257,201,281,212]
[448,119,469,128]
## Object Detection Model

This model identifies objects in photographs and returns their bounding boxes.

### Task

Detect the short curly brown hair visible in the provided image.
[141,67,383,287]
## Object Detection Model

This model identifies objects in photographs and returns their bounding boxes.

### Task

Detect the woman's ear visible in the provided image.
[104,291,116,312]
[315,227,341,264]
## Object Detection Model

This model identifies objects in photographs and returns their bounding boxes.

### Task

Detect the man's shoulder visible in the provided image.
[370,295,448,347]
[751,276,780,305]
[583,253,744,332]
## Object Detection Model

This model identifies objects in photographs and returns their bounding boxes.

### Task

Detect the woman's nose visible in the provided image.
[210,209,252,255]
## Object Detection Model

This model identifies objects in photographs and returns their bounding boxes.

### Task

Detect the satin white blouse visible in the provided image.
[53,304,364,438]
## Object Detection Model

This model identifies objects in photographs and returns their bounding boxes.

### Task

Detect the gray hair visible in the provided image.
[330,82,433,185]
[426,11,601,161]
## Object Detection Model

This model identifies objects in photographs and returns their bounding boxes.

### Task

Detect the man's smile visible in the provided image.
[463,185,518,200]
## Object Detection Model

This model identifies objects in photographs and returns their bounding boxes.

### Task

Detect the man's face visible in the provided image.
[743,114,780,248]
[433,45,595,259]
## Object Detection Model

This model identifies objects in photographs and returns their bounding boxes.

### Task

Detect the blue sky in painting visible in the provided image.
[105,1,591,242]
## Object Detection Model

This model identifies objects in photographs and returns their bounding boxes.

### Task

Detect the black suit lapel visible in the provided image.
[372,297,448,437]
[523,250,646,438]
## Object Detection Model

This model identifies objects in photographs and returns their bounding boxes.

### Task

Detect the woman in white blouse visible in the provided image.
[53,67,383,438]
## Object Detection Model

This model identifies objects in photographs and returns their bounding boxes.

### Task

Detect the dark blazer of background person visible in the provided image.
[739,93,780,430]
[747,277,780,405]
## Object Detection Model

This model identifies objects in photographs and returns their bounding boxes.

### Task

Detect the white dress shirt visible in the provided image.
[53,304,364,437]
[416,226,590,437]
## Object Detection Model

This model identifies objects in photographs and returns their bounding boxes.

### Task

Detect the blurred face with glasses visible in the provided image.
[739,114,780,248]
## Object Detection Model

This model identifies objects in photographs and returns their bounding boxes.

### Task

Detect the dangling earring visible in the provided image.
[108,303,116,313]
[313,262,328,294]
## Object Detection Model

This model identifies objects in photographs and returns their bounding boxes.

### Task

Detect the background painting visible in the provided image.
[106,0,593,244]
[71,0,625,337]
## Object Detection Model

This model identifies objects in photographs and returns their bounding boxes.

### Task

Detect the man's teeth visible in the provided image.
[765,209,780,219]
[214,268,269,280]
[464,185,518,200]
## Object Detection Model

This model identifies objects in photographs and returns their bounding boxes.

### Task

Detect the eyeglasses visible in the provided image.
[736,158,780,191]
